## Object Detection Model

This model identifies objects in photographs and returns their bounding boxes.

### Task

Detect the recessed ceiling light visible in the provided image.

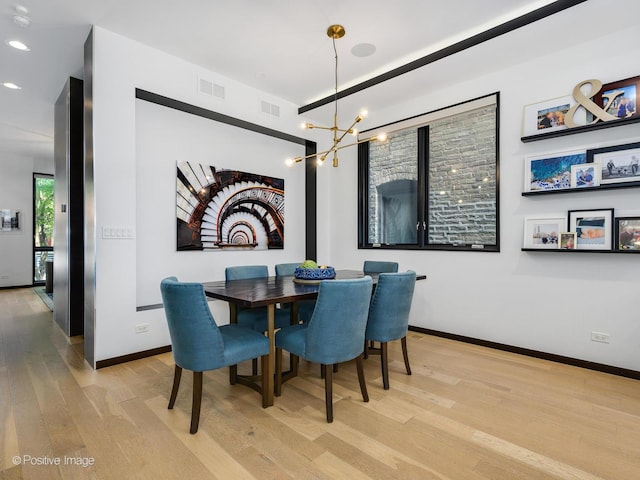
[13,14,31,27]
[6,40,30,51]
[2,82,22,90]
[351,43,376,58]
[13,6,31,28]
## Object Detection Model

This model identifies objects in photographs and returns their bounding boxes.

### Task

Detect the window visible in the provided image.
[34,174,54,284]
[358,93,499,251]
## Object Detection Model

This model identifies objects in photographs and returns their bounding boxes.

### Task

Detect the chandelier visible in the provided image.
[287,24,386,168]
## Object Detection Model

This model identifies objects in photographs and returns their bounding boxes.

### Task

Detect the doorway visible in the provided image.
[33,174,54,287]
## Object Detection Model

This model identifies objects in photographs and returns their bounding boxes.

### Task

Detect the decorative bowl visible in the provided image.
[294,266,336,280]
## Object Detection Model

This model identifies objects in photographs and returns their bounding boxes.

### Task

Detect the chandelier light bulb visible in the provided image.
[359,109,368,119]
[300,121,309,130]
[285,158,294,167]
[377,132,387,142]
[351,128,358,137]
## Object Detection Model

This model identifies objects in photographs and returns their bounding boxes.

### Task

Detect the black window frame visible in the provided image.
[358,92,500,252]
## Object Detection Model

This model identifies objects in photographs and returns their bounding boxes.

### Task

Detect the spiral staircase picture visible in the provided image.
[176,162,284,251]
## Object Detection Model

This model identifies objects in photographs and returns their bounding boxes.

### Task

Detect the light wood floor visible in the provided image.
[1,288,639,480]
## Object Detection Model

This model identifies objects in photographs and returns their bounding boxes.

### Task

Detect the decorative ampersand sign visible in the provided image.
[565,79,620,128]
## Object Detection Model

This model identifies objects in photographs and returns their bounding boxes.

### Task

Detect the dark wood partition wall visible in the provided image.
[53,76,84,338]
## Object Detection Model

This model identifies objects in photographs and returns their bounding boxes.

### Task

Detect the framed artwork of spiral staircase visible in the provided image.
[176,161,284,251]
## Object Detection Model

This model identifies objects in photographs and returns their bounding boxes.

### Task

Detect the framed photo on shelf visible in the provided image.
[568,208,614,251]
[558,232,577,250]
[524,150,587,192]
[614,217,640,251]
[593,75,639,120]
[523,216,566,249]
[569,164,600,188]
[522,96,574,137]
[587,141,640,185]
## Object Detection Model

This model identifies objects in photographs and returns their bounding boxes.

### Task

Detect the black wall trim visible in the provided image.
[0,285,34,290]
[304,140,317,260]
[96,345,172,369]
[299,0,587,114]
[136,89,308,145]
[136,303,164,312]
[409,326,640,381]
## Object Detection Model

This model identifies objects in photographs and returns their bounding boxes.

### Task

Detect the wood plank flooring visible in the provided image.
[1,287,639,479]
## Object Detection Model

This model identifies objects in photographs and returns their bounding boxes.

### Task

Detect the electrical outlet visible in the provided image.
[591,332,610,343]
[135,323,150,334]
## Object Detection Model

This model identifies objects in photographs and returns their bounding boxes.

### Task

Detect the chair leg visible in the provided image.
[190,371,203,434]
[356,355,369,402]
[401,336,412,375]
[333,363,339,373]
[381,342,390,390]
[275,348,283,397]
[252,358,258,376]
[363,339,369,359]
[261,354,269,408]
[168,365,182,409]
[322,364,333,423]
[229,364,237,385]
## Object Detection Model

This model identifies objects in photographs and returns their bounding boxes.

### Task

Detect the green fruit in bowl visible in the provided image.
[300,260,318,269]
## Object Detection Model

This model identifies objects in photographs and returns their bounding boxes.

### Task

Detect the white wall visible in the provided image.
[91,27,309,363]
[135,99,306,306]
[324,19,640,370]
[0,155,53,287]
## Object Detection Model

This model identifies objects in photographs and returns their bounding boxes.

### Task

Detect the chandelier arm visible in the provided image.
[334,116,363,145]
[292,135,379,163]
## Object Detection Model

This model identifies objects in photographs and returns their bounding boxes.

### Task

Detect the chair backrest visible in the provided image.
[160,277,225,371]
[275,262,300,277]
[366,271,416,343]
[363,260,399,274]
[304,277,373,364]
[225,265,269,280]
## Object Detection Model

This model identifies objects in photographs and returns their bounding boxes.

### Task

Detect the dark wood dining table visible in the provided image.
[202,269,426,407]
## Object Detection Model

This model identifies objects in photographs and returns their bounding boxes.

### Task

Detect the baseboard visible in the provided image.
[96,345,172,369]
[0,284,34,290]
[409,326,640,381]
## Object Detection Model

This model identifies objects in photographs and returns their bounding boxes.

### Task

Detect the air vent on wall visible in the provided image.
[261,100,280,117]
[198,77,225,99]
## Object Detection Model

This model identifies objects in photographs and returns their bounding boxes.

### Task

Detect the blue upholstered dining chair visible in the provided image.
[160,277,269,434]
[274,262,315,323]
[363,260,399,275]
[225,265,291,332]
[364,271,416,390]
[275,276,373,423]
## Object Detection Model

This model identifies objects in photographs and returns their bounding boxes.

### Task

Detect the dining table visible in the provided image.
[202,269,426,407]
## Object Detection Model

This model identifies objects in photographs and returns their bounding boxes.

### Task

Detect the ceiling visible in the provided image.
[0,0,610,161]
